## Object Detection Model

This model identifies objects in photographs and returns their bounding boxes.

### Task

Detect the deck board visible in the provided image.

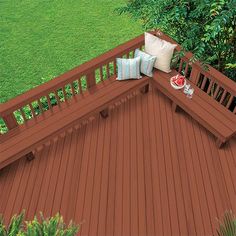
[114,104,124,236]
[0,88,235,236]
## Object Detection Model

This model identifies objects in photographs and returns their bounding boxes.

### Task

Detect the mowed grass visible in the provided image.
[0,0,142,103]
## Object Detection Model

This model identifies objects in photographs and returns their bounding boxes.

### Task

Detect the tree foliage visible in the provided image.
[118,0,236,80]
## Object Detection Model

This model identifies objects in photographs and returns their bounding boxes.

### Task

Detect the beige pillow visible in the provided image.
[144,32,177,73]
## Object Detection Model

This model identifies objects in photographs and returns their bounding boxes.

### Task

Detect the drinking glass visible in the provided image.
[184,84,190,94]
[187,88,194,98]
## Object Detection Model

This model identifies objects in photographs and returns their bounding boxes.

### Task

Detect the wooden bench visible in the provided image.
[151,69,236,148]
[0,76,149,170]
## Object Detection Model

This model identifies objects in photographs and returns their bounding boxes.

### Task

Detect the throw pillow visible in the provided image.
[116,57,142,80]
[144,32,177,73]
[134,49,156,77]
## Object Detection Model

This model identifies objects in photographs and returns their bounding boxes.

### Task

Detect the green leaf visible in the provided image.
[117,0,236,80]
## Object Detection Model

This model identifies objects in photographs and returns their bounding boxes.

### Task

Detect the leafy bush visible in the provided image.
[117,0,236,81]
[216,211,236,236]
[0,212,80,236]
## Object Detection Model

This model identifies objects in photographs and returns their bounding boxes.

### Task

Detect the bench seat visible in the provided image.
[151,69,236,148]
[0,76,149,170]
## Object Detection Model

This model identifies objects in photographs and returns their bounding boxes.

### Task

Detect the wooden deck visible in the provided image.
[0,87,235,236]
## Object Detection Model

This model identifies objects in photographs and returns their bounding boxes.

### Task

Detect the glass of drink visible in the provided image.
[184,84,190,94]
[187,88,194,98]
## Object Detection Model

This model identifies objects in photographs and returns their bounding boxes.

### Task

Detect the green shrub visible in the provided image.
[216,211,236,236]
[0,212,79,236]
[118,0,236,82]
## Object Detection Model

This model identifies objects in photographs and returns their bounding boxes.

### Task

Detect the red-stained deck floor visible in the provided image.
[0,88,235,236]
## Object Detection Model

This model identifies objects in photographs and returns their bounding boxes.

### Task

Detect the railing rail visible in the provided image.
[1,31,235,134]
[158,31,236,113]
[0,34,144,133]
[159,32,236,94]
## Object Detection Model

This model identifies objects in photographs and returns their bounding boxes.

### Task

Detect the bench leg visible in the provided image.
[140,84,149,94]
[100,108,109,119]
[26,152,35,161]
[216,139,225,149]
[172,102,178,112]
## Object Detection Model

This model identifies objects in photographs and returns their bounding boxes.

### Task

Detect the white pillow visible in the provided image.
[144,32,177,73]
[116,57,142,80]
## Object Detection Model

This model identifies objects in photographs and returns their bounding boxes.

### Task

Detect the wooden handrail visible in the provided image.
[154,30,235,114]
[1,31,235,134]
[0,34,145,133]
[180,54,236,96]
[0,34,144,116]
[156,31,236,95]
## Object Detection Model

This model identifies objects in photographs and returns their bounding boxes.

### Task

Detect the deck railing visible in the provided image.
[159,32,236,114]
[0,34,144,134]
[0,31,235,134]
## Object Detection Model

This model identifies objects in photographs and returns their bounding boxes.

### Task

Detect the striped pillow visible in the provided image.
[116,57,141,80]
[134,49,156,77]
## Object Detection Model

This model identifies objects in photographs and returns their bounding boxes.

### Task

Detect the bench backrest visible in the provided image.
[157,31,236,115]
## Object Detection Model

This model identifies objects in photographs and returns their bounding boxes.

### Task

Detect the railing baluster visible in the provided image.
[79,78,83,93]
[220,90,227,104]
[189,67,200,85]
[86,71,96,88]
[178,59,183,73]
[213,85,220,99]
[226,95,233,109]
[200,76,207,90]
[207,79,214,94]
[184,63,189,77]
[46,95,52,109]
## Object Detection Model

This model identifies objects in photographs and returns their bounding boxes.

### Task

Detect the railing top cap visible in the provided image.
[0,33,145,115]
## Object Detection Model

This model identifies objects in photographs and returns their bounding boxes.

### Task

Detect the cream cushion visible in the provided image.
[144,32,177,73]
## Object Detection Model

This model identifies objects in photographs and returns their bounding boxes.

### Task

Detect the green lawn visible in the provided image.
[0,0,142,103]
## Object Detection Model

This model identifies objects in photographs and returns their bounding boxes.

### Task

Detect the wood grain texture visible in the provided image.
[0,77,149,170]
[0,88,235,236]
